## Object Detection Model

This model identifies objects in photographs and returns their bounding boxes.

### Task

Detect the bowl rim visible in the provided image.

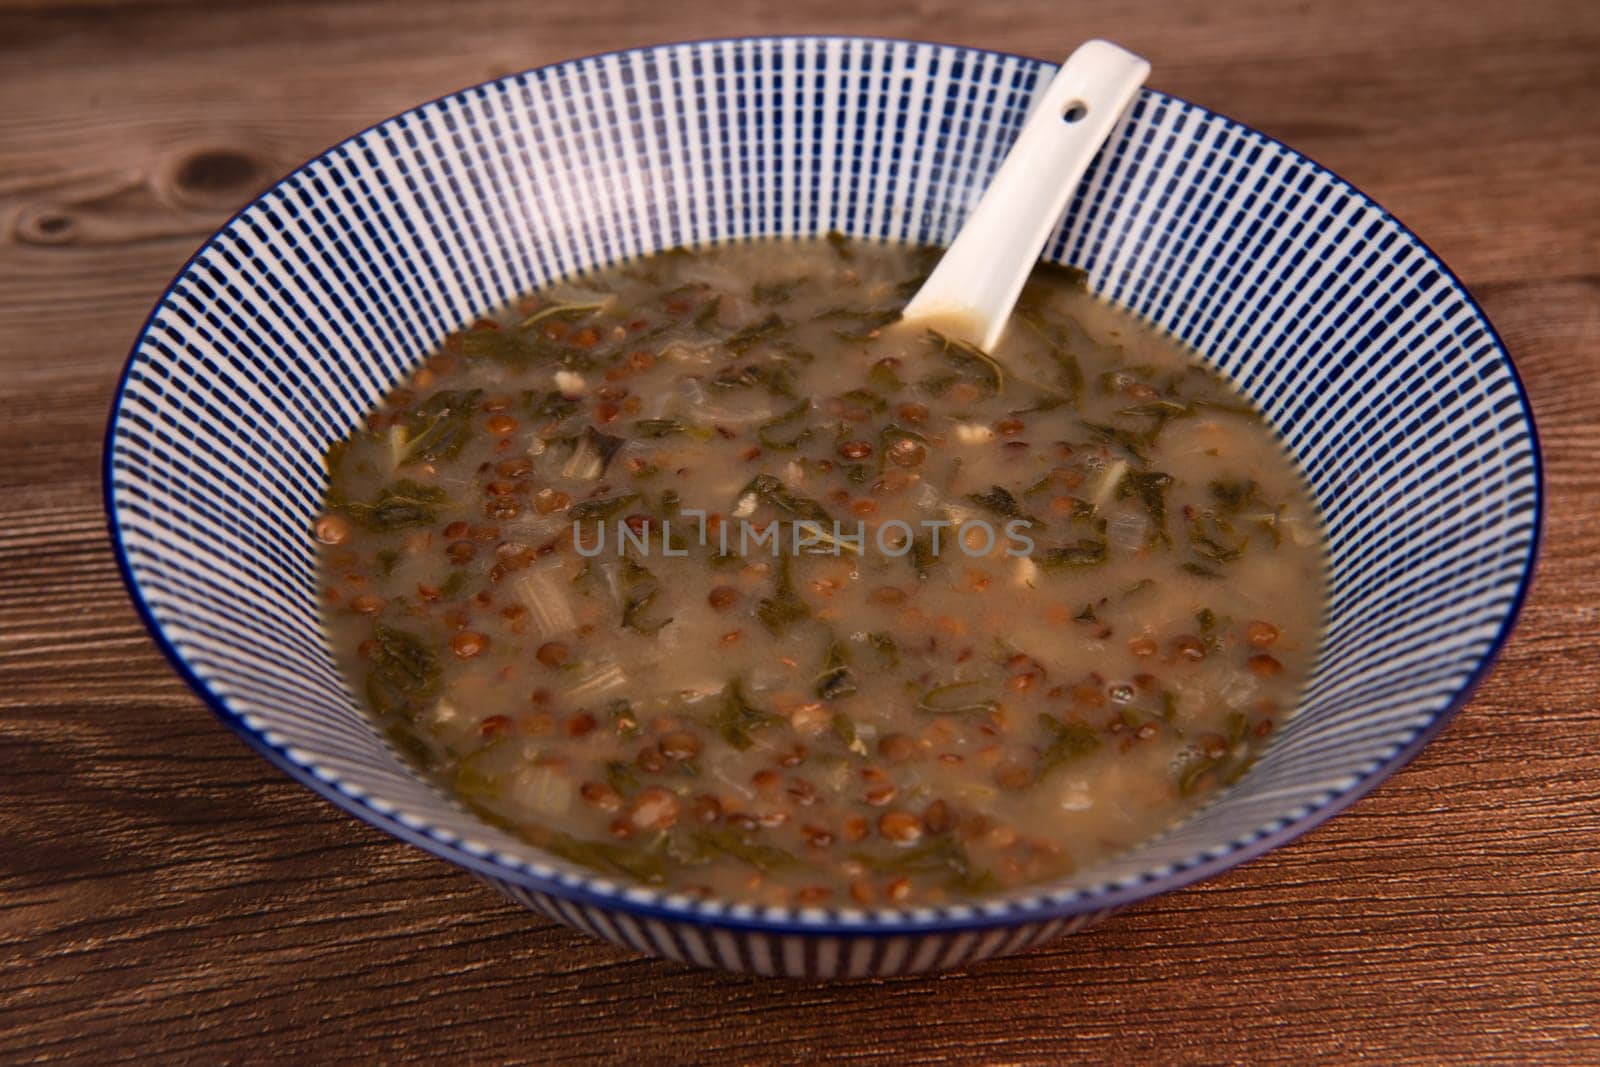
[103,33,1545,936]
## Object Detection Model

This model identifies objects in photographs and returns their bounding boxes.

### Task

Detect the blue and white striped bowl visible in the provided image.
[105,36,1541,977]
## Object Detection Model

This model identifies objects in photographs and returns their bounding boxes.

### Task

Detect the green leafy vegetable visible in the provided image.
[517,299,609,330]
[1083,420,1150,464]
[606,760,641,795]
[879,423,926,450]
[753,278,805,306]
[1187,513,1247,563]
[869,359,904,391]
[564,425,626,479]
[1197,608,1221,653]
[631,417,711,440]
[1117,398,1191,419]
[916,681,998,716]
[1050,348,1086,400]
[711,678,781,750]
[395,389,482,464]
[756,400,813,450]
[825,307,900,342]
[928,329,1005,392]
[457,327,534,364]
[541,830,669,884]
[1116,470,1174,548]
[1037,539,1109,569]
[693,295,723,329]
[364,623,440,721]
[1016,310,1087,401]
[1037,712,1102,779]
[814,640,856,701]
[839,387,887,413]
[710,361,796,396]
[620,558,672,635]
[910,534,940,579]
[1177,747,1257,797]
[691,827,799,874]
[756,555,812,635]
[1209,479,1260,514]
[568,492,640,522]
[522,389,581,419]
[742,474,833,525]
[725,314,787,355]
[850,836,997,895]
[333,479,450,531]
[966,485,1042,528]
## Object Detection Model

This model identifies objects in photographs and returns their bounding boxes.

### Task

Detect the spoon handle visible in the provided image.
[901,40,1150,351]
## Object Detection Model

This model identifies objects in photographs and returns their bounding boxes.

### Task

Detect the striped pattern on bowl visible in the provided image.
[106,36,1541,977]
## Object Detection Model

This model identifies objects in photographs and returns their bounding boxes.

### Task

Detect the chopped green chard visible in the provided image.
[1116,470,1174,548]
[563,425,626,480]
[916,681,999,716]
[365,623,440,722]
[332,479,450,531]
[1037,539,1109,569]
[1037,713,1102,781]
[757,400,813,450]
[395,389,482,464]
[814,640,856,700]
[756,555,812,635]
[568,492,640,521]
[712,678,781,750]
[620,559,672,635]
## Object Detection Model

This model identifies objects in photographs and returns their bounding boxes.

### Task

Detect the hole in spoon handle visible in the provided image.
[902,40,1150,352]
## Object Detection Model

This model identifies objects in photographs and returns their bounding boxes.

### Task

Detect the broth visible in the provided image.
[316,237,1324,908]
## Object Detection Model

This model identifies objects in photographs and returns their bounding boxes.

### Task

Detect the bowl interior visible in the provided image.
[107,37,1539,927]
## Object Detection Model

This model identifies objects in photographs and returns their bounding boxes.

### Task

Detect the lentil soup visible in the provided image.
[316,237,1325,908]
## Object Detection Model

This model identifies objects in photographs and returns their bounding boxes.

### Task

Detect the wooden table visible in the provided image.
[3,0,1596,1061]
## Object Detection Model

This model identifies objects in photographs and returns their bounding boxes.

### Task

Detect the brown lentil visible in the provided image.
[629,787,680,831]
[314,515,351,545]
[536,641,571,666]
[878,811,923,843]
[451,631,489,658]
[1246,621,1280,647]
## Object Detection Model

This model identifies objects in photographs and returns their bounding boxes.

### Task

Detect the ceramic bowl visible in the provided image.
[106,36,1541,977]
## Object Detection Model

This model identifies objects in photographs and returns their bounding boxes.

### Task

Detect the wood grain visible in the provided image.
[1,0,1597,1062]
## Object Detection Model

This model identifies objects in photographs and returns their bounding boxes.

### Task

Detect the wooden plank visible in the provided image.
[1,0,1596,1062]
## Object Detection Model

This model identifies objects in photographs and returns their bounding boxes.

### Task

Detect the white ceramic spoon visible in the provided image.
[900,40,1150,351]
